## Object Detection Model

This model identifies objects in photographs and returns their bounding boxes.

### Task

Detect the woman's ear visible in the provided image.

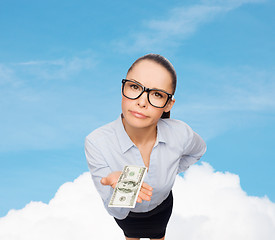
[164,98,175,113]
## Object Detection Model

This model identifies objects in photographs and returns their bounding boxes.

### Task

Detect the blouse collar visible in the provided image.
[115,114,166,154]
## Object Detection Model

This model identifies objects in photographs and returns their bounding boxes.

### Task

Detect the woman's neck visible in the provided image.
[122,118,157,147]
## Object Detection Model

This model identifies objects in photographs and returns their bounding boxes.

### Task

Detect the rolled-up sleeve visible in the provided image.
[85,137,130,219]
[177,129,207,173]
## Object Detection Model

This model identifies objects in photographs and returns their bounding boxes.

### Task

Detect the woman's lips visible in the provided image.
[129,110,148,119]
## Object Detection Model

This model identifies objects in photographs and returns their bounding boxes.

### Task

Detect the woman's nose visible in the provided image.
[136,92,148,108]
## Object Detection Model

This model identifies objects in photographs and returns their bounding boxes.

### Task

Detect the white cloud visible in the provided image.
[0,162,274,240]
[0,64,22,87]
[15,56,98,80]
[0,172,122,240]
[114,0,265,53]
[201,0,266,8]
[171,163,275,239]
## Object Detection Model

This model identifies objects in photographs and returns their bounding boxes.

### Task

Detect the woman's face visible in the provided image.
[121,60,175,130]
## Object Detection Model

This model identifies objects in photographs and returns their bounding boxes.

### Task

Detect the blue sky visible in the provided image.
[0,0,274,218]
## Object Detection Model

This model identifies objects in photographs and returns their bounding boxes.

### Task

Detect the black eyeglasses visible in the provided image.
[122,79,174,108]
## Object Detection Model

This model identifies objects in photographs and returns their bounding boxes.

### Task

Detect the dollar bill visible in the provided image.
[108,165,147,208]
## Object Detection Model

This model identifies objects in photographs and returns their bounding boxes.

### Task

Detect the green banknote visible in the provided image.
[108,165,147,208]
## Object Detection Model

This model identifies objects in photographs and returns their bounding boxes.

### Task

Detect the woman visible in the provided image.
[85,53,206,239]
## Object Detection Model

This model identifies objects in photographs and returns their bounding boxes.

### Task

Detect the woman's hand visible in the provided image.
[101,171,153,203]
[137,182,153,203]
[100,171,122,189]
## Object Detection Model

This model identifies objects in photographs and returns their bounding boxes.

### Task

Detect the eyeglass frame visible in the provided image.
[121,79,174,108]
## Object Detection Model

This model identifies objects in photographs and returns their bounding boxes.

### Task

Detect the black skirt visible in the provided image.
[114,191,173,239]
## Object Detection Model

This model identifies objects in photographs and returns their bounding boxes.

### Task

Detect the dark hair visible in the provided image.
[127,54,177,119]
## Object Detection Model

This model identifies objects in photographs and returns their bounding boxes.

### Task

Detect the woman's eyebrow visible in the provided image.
[128,78,141,84]
[128,78,169,93]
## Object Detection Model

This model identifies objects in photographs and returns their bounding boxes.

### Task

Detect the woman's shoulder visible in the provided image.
[159,118,193,133]
[158,118,195,144]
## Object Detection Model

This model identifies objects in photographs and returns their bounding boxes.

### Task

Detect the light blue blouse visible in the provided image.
[85,115,206,219]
